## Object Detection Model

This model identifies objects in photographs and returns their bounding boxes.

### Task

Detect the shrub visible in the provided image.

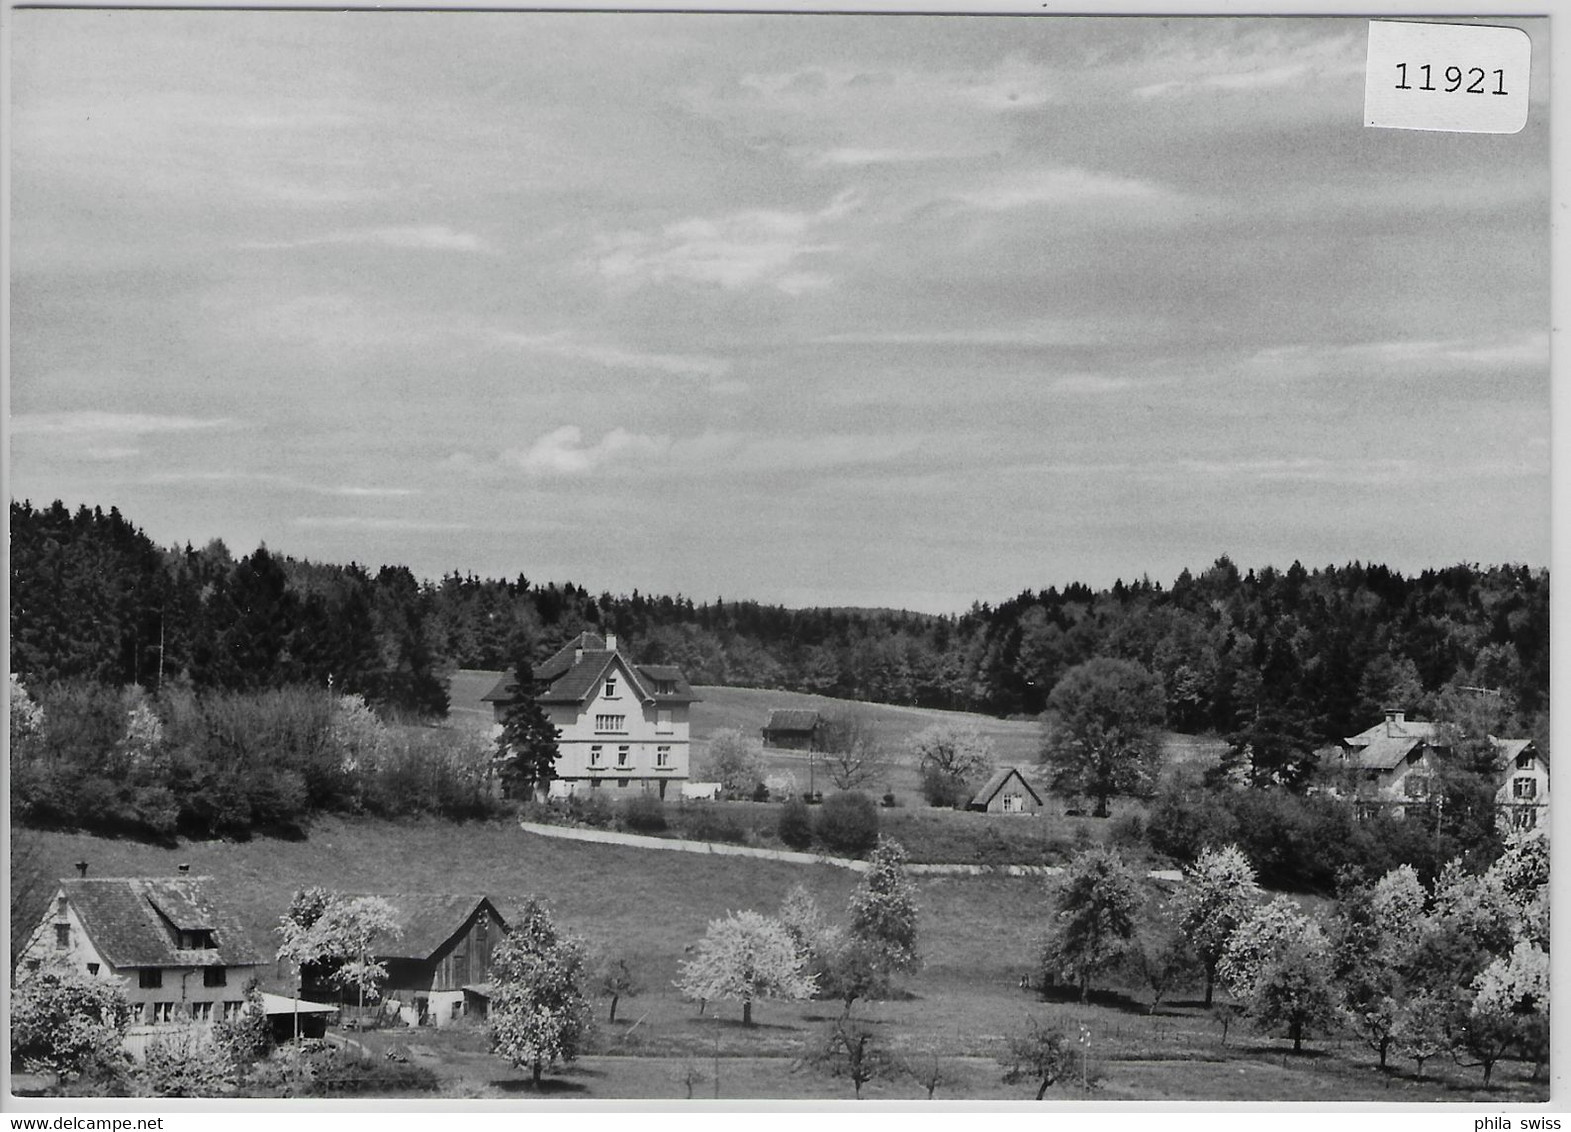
[882,792,898,808]
[620,791,667,833]
[142,1024,237,1097]
[817,792,880,856]
[687,808,747,844]
[568,792,616,829]
[1109,811,1145,849]
[752,782,771,803]
[778,797,814,850]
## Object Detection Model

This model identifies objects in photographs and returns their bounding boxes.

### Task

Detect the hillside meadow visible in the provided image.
[15,817,1546,1103]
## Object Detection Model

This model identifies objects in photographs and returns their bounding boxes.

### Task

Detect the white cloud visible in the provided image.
[591,191,857,292]
[243,224,490,253]
[1128,26,1364,100]
[11,411,239,435]
[504,426,670,478]
[491,331,732,380]
[1244,332,1549,381]
[137,471,415,497]
[291,517,472,532]
[954,167,1185,213]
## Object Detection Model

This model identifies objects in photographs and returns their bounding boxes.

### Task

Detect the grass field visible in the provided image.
[18,818,1547,1103]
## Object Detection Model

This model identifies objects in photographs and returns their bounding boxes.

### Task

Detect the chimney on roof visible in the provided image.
[75,860,89,878]
[177,863,191,874]
[1384,707,1406,737]
[605,632,617,650]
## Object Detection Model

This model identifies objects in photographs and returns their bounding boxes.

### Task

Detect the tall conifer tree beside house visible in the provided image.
[497,659,560,801]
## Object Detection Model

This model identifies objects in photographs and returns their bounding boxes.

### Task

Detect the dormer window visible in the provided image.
[604,676,618,699]
[178,930,216,950]
[1517,752,1536,770]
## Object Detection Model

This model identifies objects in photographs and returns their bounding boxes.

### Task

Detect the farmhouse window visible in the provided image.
[151,1002,175,1024]
[55,924,70,949]
[1403,776,1431,799]
[595,714,626,733]
[1513,777,1537,799]
[179,930,216,949]
[618,778,630,788]
[1514,808,1538,831]
[140,968,163,989]
[590,777,602,789]
[657,681,675,695]
[1517,752,1536,770]
[87,963,100,976]
[657,709,673,734]
[192,1002,214,1022]
[617,746,630,768]
[604,677,618,699]
[656,745,671,768]
[223,1001,245,1020]
[589,745,603,767]
[205,967,227,988]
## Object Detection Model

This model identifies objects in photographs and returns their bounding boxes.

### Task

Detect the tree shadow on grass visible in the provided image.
[1035,985,1150,1016]
[488,1072,599,1096]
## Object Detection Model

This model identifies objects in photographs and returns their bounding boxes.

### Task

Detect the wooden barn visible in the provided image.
[969,767,1044,814]
[334,894,508,1027]
[761,709,823,750]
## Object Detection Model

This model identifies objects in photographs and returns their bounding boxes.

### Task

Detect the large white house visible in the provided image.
[16,874,267,1028]
[1324,708,1547,829]
[483,631,698,798]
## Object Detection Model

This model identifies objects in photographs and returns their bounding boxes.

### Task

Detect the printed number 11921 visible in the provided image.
[1394,63,1507,95]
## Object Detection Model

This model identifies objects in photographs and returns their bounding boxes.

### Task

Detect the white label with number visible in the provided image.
[1365,21,1531,134]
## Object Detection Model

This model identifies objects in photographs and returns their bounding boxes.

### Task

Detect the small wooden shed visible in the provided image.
[969,767,1044,814]
[761,709,823,750]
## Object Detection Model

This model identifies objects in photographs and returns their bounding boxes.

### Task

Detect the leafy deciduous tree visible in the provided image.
[676,910,814,1026]
[489,899,593,1087]
[11,966,133,1084]
[999,1018,1073,1100]
[1040,658,1164,818]
[699,729,766,799]
[1039,846,1142,1002]
[1171,844,1260,1007]
[846,836,920,984]
[908,723,994,808]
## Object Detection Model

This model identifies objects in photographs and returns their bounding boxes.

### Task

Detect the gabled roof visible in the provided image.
[1495,738,1536,764]
[1344,717,1438,747]
[483,632,698,708]
[1343,736,1425,771]
[351,894,508,961]
[971,766,1043,808]
[763,709,821,733]
[57,878,265,969]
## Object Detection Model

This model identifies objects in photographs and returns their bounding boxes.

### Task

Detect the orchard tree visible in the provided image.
[590,950,643,1024]
[808,1014,892,1099]
[1217,896,1324,1001]
[700,729,766,799]
[778,883,827,963]
[489,899,593,1088]
[1332,865,1426,1069]
[1040,846,1142,1001]
[1457,941,1549,1086]
[1171,844,1260,1007]
[1040,657,1164,817]
[11,966,133,1084]
[496,660,560,801]
[1249,938,1339,1054]
[818,712,887,792]
[1129,923,1196,1016]
[999,1017,1073,1100]
[276,891,403,1017]
[847,837,920,984]
[677,910,814,1026]
[814,928,886,1015]
[908,723,994,808]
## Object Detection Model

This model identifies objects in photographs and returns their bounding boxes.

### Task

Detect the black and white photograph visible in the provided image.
[5,5,1553,1107]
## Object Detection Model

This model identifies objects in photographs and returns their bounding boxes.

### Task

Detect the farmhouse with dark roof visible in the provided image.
[1321,708,1547,829]
[16,874,267,1028]
[483,631,698,799]
[312,893,508,1027]
[761,708,823,751]
[968,766,1044,814]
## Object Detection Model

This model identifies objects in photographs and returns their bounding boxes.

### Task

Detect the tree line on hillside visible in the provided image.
[10,499,1550,750]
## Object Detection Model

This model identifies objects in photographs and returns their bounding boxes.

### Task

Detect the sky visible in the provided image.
[8,12,1551,614]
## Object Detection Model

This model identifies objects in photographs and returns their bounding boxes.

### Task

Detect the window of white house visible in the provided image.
[1517,752,1536,770]
[223,1001,245,1020]
[618,778,630,788]
[656,746,671,768]
[205,967,227,988]
[192,1002,214,1022]
[617,746,630,768]
[657,709,673,733]
[1403,776,1431,799]
[55,924,69,949]
[656,680,675,696]
[595,714,626,733]
[140,969,163,989]
[590,777,602,790]
[589,745,603,767]
[87,963,100,976]
[604,676,618,699]
[152,1002,175,1025]
[1513,777,1537,799]
[1514,808,1538,831]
